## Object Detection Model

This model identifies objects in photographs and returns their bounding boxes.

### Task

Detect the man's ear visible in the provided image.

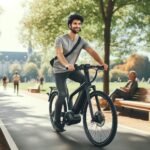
[69,24,71,29]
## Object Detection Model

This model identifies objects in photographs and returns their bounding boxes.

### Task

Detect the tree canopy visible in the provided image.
[21,0,150,93]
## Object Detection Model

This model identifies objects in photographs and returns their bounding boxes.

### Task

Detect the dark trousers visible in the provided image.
[110,88,131,102]
[54,71,86,122]
[14,82,19,94]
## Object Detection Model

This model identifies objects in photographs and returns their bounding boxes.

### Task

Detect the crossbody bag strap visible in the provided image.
[64,36,81,57]
[54,36,81,61]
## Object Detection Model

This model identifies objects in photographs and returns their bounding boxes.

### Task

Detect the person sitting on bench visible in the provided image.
[104,70,138,111]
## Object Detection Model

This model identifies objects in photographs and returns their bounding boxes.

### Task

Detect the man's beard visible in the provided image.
[70,27,81,34]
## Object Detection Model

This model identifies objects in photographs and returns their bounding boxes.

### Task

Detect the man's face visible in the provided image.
[69,19,82,33]
[128,72,136,80]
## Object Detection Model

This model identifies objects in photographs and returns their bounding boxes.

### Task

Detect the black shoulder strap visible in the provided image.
[65,36,81,57]
[53,36,81,61]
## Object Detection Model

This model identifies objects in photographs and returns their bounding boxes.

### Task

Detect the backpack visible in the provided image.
[13,75,20,82]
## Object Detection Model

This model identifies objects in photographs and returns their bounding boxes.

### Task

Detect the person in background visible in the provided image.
[104,70,138,111]
[12,71,20,95]
[2,75,8,90]
[39,76,44,89]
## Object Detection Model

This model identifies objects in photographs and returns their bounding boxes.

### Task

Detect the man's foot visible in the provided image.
[53,121,65,132]
[103,106,110,111]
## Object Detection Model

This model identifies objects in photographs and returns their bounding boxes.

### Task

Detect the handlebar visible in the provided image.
[66,64,104,83]
[73,64,104,71]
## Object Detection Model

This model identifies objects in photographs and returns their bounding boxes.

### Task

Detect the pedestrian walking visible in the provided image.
[2,75,8,90]
[12,71,20,95]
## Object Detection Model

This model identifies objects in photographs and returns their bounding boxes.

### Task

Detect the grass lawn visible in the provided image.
[1,81,150,94]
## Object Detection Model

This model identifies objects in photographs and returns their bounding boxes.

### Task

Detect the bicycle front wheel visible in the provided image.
[83,91,117,147]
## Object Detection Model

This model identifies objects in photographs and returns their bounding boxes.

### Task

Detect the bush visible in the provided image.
[23,62,39,81]
[110,69,128,82]
[113,54,150,80]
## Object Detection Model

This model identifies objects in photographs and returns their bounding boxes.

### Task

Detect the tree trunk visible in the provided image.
[99,0,115,95]
[103,21,111,95]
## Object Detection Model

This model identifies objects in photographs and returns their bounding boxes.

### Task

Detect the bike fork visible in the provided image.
[86,87,94,119]
[86,86,102,120]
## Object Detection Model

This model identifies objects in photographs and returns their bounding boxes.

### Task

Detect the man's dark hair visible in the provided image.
[67,13,84,26]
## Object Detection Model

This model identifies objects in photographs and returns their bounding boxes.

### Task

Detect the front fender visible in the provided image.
[48,91,58,102]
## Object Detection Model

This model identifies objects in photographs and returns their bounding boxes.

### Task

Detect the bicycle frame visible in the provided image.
[68,66,101,119]
[48,64,103,120]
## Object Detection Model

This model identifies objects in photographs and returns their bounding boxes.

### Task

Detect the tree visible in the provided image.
[23,62,39,81]
[27,52,42,68]
[114,54,150,80]
[40,63,51,82]
[9,63,22,74]
[21,0,150,94]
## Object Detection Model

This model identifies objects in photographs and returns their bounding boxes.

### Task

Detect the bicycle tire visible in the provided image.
[49,91,67,130]
[83,91,117,147]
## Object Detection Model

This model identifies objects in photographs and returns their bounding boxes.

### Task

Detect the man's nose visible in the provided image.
[77,24,81,27]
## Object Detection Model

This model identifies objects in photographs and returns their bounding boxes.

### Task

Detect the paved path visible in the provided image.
[0,87,150,150]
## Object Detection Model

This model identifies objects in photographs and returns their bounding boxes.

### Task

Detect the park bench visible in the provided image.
[100,88,150,121]
[28,83,40,93]
[114,88,150,121]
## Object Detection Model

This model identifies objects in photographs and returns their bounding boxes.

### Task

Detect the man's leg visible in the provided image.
[16,83,19,95]
[69,71,86,114]
[54,72,69,131]
[104,89,129,111]
[14,83,16,93]
[110,89,129,102]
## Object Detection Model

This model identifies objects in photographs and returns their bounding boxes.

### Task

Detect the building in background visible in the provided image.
[0,51,28,75]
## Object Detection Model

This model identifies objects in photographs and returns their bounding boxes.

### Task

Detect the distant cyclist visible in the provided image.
[13,71,20,95]
[52,13,108,132]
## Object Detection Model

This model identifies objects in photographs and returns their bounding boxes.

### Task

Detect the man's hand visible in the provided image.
[65,64,75,71]
[101,63,108,71]
[120,87,129,92]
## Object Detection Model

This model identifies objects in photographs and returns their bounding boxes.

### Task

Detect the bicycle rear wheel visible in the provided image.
[49,91,67,130]
[83,91,117,147]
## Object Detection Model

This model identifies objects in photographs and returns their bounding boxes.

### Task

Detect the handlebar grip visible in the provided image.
[98,65,104,70]
[66,64,104,71]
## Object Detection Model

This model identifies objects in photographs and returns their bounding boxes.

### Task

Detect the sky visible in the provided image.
[0,0,26,52]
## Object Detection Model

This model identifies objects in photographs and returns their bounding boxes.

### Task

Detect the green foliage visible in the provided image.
[39,63,51,82]
[20,0,103,48]
[111,1,150,56]
[21,0,150,56]
[113,54,150,80]
[27,52,42,68]
[126,54,150,80]
[9,63,22,74]
[110,69,128,82]
[20,0,150,93]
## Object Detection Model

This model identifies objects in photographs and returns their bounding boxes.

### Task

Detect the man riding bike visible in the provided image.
[52,13,108,132]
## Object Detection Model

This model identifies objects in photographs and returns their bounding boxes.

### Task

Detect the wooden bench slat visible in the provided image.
[114,99,150,111]
[113,88,150,121]
[99,88,150,121]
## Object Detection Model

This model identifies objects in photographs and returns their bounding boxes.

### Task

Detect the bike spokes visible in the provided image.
[83,91,117,147]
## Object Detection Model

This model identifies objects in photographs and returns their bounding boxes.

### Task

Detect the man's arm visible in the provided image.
[56,47,75,71]
[84,47,108,70]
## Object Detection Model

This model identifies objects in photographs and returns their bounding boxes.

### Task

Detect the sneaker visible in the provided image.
[53,121,65,132]
[103,106,110,111]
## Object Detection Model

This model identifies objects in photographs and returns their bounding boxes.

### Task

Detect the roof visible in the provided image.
[0,51,28,62]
